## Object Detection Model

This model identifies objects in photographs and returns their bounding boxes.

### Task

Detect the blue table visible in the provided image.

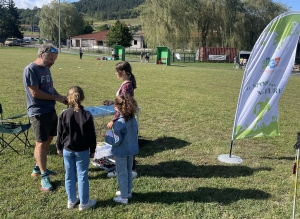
[85,105,116,118]
[85,105,140,122]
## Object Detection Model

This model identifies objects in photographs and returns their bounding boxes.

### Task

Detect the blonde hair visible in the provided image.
[67,86,84,112]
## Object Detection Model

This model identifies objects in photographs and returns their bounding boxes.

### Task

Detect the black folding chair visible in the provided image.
[0,103,31,154]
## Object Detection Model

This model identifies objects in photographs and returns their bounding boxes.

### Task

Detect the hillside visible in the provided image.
[93,18,142,27]
[18,0,145,26]
[73,0,145,20]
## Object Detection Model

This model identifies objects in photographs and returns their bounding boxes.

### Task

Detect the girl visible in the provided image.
[56,86,97,210]
[105,94,139,204]
[103,61,138,178]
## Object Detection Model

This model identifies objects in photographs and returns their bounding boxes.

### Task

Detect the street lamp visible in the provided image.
[58,0,61,52]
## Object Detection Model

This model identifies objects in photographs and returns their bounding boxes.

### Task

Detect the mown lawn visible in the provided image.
[0,46,299,218]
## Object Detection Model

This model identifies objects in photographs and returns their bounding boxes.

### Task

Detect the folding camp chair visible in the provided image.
[0,103,31,154]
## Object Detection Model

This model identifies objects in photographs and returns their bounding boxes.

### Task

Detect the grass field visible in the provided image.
[0,46,300,218]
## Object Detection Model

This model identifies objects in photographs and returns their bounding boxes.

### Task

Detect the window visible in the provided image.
[97,41,103,46]
[134,40,137,45]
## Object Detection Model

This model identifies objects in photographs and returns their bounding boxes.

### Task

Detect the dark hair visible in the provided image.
[115,61,137,89]
[67,86,84,112]
[114,94,137,122]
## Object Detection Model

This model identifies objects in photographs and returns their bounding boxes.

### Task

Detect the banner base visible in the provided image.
[218,154,243,164]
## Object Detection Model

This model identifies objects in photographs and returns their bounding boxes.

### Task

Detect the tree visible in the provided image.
[0,0,23,39]
[37,0,84,42]
[105,20,133,48]
[139,0,194,49]
[139,0,288,51]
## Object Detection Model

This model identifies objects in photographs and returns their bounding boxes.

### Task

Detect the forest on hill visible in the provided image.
[18,0,144,25]
[73,0,144,20]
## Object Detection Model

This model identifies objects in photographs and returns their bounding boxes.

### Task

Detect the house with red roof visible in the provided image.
[71,31,144,48]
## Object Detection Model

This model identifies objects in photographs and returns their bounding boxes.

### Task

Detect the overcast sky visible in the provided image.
[13,0,300,10]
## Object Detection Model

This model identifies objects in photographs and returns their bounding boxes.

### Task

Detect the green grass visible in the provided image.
[0,46,299,218]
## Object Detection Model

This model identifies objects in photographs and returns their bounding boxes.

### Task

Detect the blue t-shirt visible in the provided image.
[23,62,56,117]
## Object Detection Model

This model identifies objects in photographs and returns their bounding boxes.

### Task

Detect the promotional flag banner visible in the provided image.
[233,11,300,140]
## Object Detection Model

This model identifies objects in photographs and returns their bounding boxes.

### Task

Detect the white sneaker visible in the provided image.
[132,171,138,178]
[79,199,97,211]
[116,191,132,198]
[113,196,128,204]
[107,171,117,178]
[108,171,137,178]
[67,198,80,209]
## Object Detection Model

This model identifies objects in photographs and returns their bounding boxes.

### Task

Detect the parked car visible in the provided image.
[4,38,23,46]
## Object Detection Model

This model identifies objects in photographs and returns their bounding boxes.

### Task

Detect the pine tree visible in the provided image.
[105,20,133,48]
[5,0,23,38]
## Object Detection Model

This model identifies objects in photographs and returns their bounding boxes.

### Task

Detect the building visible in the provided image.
[71,31,144,49]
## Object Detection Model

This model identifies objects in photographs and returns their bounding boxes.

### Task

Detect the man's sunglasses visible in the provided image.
[42,47,58,54]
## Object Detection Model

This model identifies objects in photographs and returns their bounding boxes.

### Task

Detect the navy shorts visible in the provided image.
[30,109,58,142]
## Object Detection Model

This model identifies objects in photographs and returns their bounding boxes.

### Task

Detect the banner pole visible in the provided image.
[229,140,234,158]
[292,148,300,219]
[217,57,247,164]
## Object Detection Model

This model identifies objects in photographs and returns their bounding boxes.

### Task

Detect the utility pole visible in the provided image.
[58,0,61,52]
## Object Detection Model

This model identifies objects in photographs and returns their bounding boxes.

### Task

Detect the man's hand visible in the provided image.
[56,95,68,105]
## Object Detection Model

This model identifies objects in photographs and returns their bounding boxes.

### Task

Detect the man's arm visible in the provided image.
[28,85,67,104]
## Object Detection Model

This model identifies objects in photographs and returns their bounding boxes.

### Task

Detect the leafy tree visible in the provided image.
[105,20,133,48]
[18,7,40,25]
[139,0,288,50]
[139,0,194,49]
[83,25,94,34]
[37,0,84,42]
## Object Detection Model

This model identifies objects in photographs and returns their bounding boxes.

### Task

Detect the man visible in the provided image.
[79,47,83,59]
[23,44,67,191]
[111,49,115,60]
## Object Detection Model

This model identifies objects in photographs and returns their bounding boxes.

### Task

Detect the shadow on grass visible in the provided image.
[95,187,270,206]
[261,156,294,160]
[132,187,271,204]
[139,160,272,178]
[138,136,190,158]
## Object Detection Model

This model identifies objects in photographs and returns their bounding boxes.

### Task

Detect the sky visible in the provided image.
[12,0,300,10]
[13,0,78,10]
[274,0,300,11]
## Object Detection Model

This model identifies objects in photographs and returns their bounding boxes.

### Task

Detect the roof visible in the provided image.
[71,31,109,40]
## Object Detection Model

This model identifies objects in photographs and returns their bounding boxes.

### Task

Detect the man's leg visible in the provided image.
[34,136,53,174]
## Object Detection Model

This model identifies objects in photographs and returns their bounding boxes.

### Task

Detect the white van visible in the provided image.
[4,37,18,46]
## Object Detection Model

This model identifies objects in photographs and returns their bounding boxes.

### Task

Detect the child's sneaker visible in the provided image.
[113,196,128,204]
[79,199,96,211]
[116,191,132,198]
[132,171,138,178]
[41,175,53,191]
[107,171,117,178]
[31,167,57,177]
[67,198,80,209]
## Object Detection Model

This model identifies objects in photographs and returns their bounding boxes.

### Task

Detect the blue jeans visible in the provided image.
[115,156,133,198]
[63,149,90,204]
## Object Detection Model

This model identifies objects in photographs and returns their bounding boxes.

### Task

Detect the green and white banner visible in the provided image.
[233,11,300,140]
